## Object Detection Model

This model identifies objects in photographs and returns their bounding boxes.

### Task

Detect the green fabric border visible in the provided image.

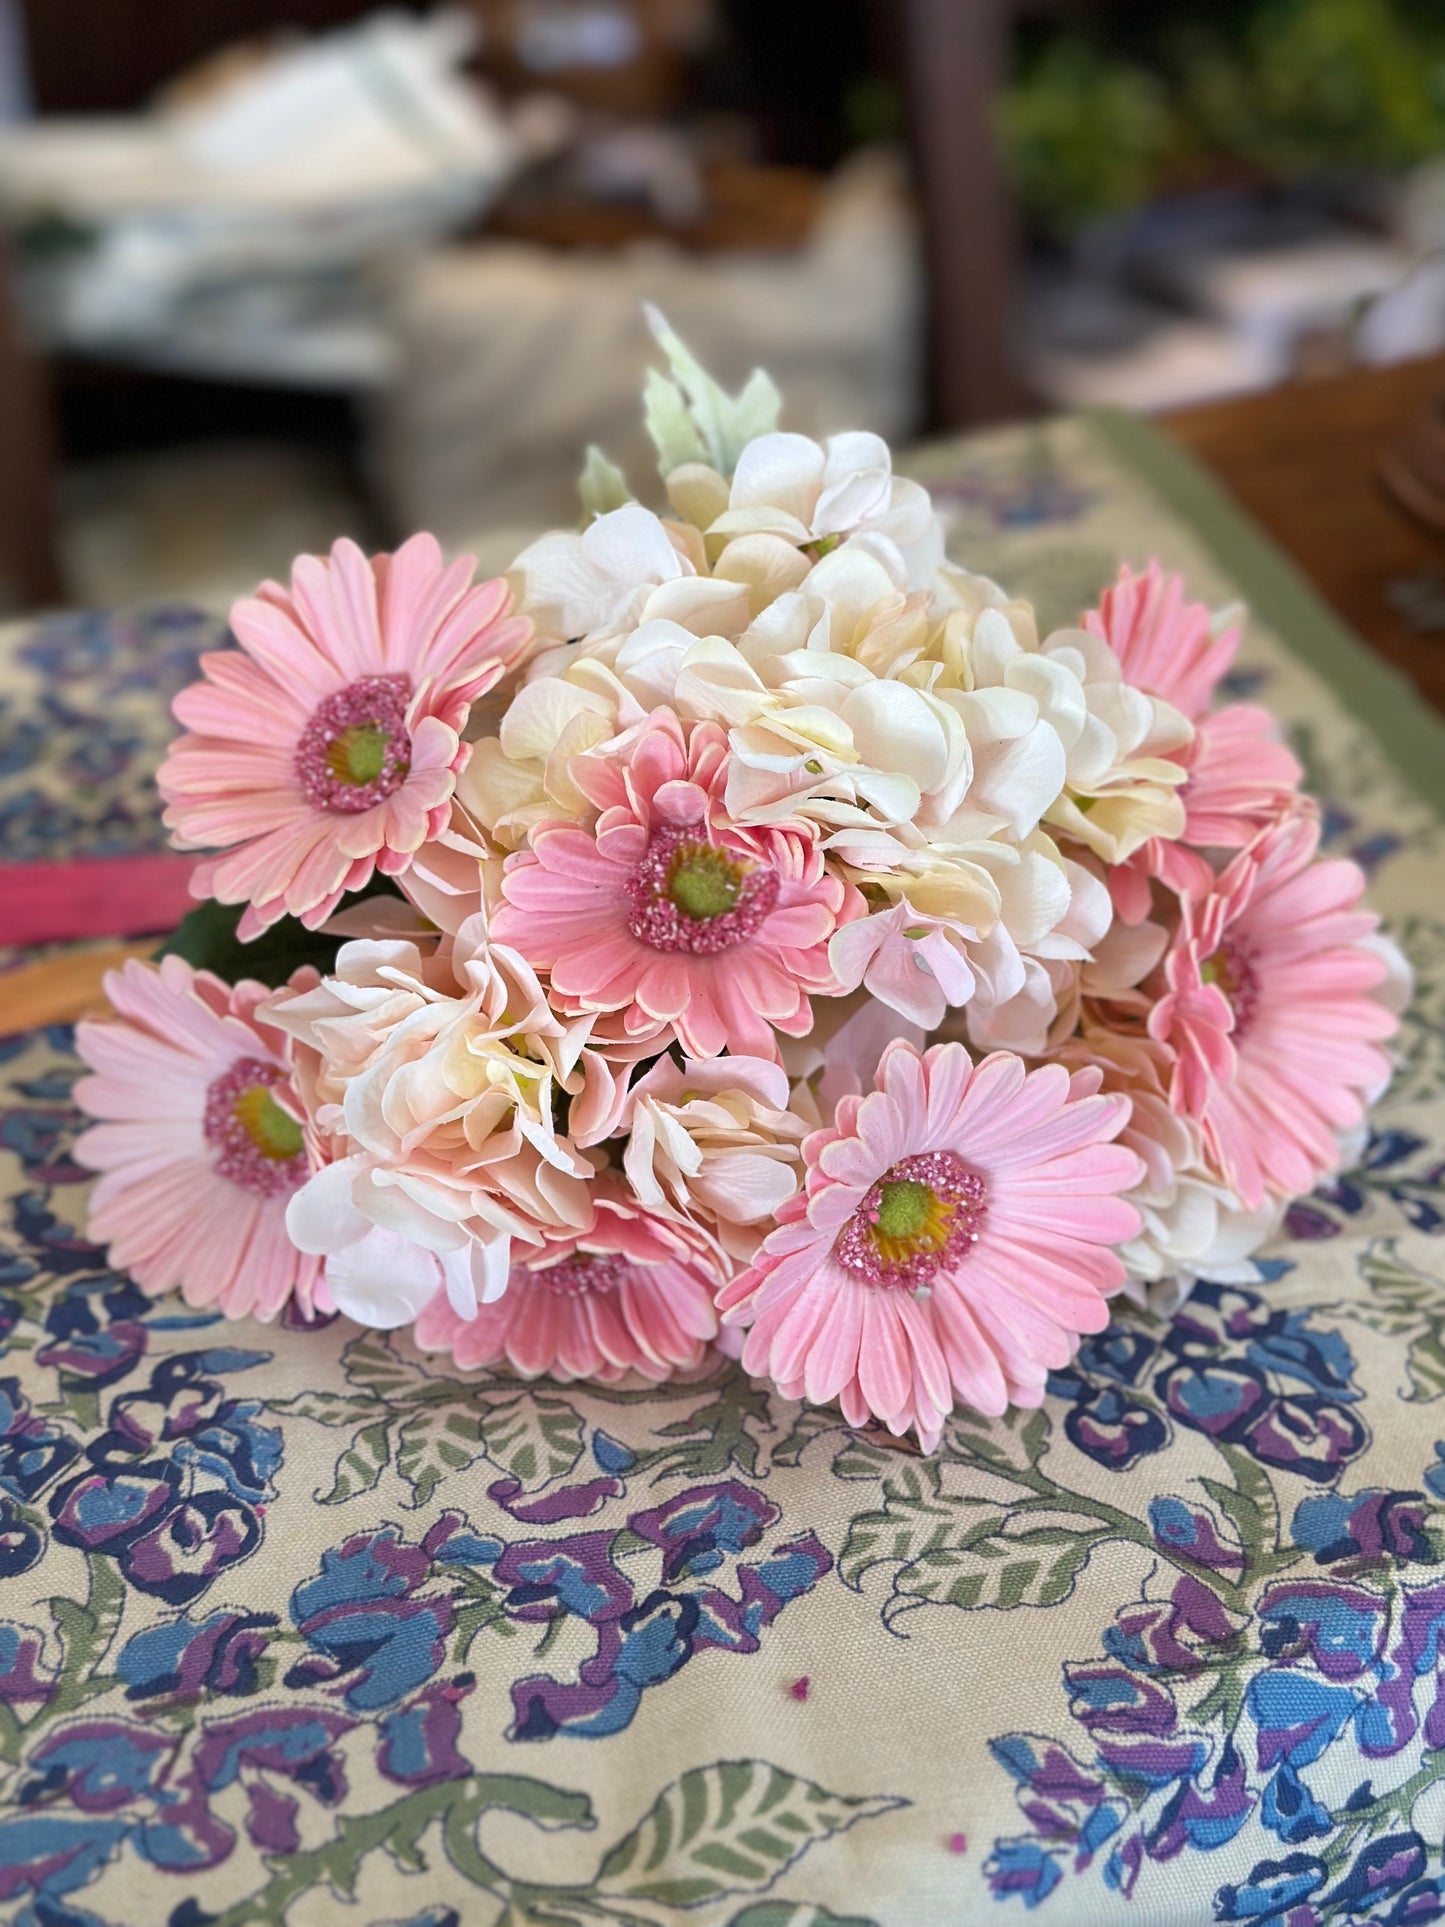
[1087,405,1445,820]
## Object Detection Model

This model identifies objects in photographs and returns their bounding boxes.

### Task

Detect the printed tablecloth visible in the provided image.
[2,415,1445,1927]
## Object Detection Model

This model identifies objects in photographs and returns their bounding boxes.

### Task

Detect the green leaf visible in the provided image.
[903,1518,1103,1614]
[272,1388,380,1427]
[340,1329,433,1402]
[1199,1446,1280,1575]
[48,1554,125,1698]
[948,1401,1053,1476]
[204,1773,595,1927]
[578,445,633,520]
[842,1485,1106,1623]
[595,1760,903,1908]
[480,1389,585,1491]
[319,1418,393,1505]
[652,1368,772,1480]
[397,1404,486,1509]
[643,305,781,480]
[769,1404,842,1471]
[157,874,404,988]
[1336,1239,1445,1402]
[727,1907,881,1927]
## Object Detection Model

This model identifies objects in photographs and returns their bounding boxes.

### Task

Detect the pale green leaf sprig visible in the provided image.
[578,444,634,522]
[575,307,780,523]
[642,303,782,481]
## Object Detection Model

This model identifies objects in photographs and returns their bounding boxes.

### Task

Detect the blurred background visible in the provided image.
[4,0,1445,615]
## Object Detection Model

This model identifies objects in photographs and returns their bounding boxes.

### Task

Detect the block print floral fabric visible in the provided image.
[2,418,1445,1925]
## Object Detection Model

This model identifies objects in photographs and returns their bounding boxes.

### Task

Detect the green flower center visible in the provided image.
[326,722,389,788]
[233,1084,306,1162]
[836,1151,989,1290]
[668,847,744,921]
[873,1179,936,1243]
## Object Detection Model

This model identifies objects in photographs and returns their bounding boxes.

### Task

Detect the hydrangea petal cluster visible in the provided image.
[74,316,1408,1451]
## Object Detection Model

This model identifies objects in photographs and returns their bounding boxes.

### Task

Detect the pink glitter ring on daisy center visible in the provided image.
[625,823,779,955]
[294,674,413,814]
[203,1057,308,1198]
[835,1150,987,1291]
[530,1252,630,1297]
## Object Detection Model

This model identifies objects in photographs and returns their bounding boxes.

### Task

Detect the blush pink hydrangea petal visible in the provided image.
[159,535,530,934]
[72,955,327,1321]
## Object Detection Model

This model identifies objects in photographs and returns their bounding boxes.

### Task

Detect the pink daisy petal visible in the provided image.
[1082,560,1238,720]
[415,1193,718,1383]
[158,538,529,932]
[493,709,859,1061]
[1151,811,1401,1209]
[724,1039,1138,1445]
[73,959,322,1321]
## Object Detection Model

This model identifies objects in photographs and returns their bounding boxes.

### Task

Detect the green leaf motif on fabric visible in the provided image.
[595,1760,904,1909]
[479,1389,586,1491]
[1392,913,1445,1102]
[649,1369,773,1482]
[197,1760,899,1927]
[396,1404,487,1509]
[276,1331,586,1504]
[1334,1238,1445,1401]
[336,1328,425,1400]
[948,1401,1054,1475]
[317,1417,392,1505]
[727,1907,882,1927]
[842,1488,1107,1624]
[48,1554,124,1688]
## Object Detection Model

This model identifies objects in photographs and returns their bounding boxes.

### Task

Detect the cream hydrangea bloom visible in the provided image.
[606,1053,808,1263]
[266,926,600,1323]
[466,314,1201,1058]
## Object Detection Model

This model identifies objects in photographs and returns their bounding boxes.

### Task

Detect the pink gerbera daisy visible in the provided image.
[1148,810,1398,1209]
[159,535,530,937]
[492,710,859,1059]
[1111,703,1304,922]
[73,956,326,1320]
[413,1192,719,1382]
[718,1040,1142,1449]
[1084,561,1239,720]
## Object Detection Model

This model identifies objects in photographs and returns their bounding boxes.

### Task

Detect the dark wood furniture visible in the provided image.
[903,0,1028,429]
[1165,354,1445,718]
[0,243,62,610]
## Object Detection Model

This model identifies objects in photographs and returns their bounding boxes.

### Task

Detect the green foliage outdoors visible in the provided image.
[1000,40,1179,238]
[1003,0,1445,237]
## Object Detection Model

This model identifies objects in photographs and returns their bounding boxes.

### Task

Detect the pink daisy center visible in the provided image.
[1201,939,1259,1038]
[531,1252,630,1298]
[294,674,413,814]
[624,824,779,955]
[203,1058,308,1197]
[835,1150,987,1291]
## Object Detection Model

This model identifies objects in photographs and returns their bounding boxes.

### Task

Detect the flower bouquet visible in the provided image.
[73,314,1407,1451]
